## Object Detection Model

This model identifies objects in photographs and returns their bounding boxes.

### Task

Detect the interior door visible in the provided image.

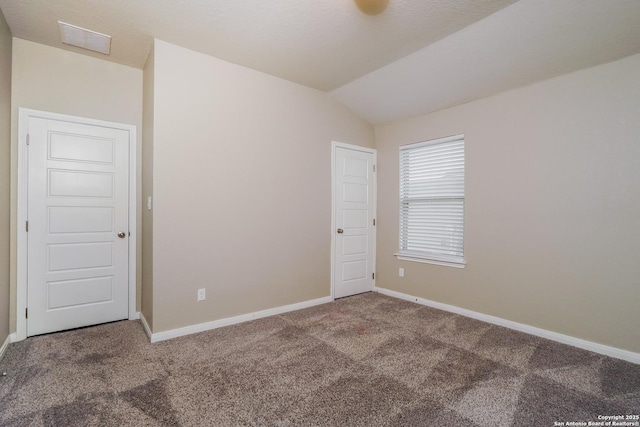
[27,116,130,336]
[333,145,376,299]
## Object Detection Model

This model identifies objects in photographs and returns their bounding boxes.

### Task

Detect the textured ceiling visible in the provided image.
[1,1,639,125]
[332,0,640,124]
[0,0,514,91]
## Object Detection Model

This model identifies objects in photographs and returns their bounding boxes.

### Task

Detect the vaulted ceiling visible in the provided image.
[1,0,640,125]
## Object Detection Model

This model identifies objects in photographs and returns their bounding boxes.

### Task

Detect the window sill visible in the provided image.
[394,253,466,269]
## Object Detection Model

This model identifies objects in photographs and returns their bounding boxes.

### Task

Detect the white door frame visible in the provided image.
[16,108,137,341]
[330,141,377,300]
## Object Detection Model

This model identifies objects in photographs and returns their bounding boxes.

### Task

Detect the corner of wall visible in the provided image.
[141,42,155,331]
[0,7,13,346]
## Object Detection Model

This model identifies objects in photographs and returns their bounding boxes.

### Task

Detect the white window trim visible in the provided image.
[397,134,465,268]
[394,253,466,268]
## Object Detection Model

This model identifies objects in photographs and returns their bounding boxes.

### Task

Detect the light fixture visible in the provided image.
[58,21,111,55]
[354,0,389,15]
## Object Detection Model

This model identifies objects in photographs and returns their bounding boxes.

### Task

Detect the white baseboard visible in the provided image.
[139,312,153,341]
[0,333,16,363]
[146,296,333,343]
[374,286,640,365]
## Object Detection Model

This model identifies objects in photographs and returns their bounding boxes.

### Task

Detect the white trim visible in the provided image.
[375,287,640,365]
[400,133,464,150]
[147,296,332,343]
[331,141,377,154]
[0,333,15,363]
[16,108,138,341]
[330,141,377,300]
[395,253,466,268]
[139,312,152,341]
[16,111,29,341]
[127,127,137,322]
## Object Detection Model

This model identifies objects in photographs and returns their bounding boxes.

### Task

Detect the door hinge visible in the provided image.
[25,308,28,319]
[26,221,29,232]
[373,219,376,226]
[373,164,376,172]
[26,134,30,145]
[372,273,375,280]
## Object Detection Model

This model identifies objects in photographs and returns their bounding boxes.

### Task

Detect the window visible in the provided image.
[396,135,465,267]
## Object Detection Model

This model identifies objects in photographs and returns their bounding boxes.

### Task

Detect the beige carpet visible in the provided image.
[0,292,639,426]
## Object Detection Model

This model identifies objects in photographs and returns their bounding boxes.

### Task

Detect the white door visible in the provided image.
[27,116,130,336]
[333,145,376,299]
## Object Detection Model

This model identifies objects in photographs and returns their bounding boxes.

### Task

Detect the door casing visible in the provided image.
[16,108,137,341]
[331,141,377,299]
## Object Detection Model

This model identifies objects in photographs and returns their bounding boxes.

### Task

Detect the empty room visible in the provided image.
[0,0,639,425]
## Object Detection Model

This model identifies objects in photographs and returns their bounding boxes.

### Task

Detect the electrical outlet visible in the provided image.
[197,288,206,301]
[399,268,404,277]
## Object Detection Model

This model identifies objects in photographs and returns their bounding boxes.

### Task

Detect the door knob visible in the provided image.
[337,228,344,234]
[118,232,126,238]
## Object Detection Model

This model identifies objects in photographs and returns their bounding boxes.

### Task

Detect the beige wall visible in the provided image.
[141,46,154,329]
[0,11,11,346]
[150,40,374,332]
[9,38,143,331]
[375,53,640,353]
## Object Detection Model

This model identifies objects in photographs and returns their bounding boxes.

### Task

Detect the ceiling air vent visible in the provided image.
[58,21,111,55]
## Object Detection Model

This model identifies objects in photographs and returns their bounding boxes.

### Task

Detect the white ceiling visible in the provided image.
[0,0,514,91]
[1,0,639,125]
[331,0,640,124]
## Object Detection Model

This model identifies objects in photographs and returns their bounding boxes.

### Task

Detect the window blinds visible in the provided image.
[399,135,465,263]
